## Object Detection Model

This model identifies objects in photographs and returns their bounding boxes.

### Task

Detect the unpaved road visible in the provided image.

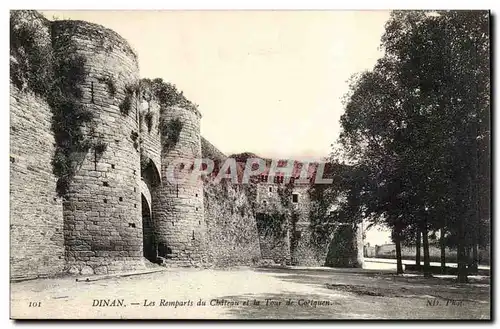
[10,266,490,320]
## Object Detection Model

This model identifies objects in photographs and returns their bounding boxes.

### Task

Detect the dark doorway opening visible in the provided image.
[142,194,156,262]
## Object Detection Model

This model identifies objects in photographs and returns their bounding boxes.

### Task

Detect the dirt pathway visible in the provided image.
[10,267,490,319]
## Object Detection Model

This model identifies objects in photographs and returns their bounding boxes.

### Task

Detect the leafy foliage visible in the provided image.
[130,131,139,150]
[10,12,108,197]
[140,78,198,112]
[10,11,53,96]
[159,118,183,151]
[256,211,288,240]
[330,11,490,281]
[145,111,154,132]
[119,84,135,115]
[48,55,96,196]
[139,149,150,172]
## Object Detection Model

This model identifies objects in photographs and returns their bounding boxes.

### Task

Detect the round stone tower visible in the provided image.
[10,11,65,279]
[152,105,207,266]
[51,20,143,275]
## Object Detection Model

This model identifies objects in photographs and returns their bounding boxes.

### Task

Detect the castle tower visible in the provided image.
[152,105,207,266]
[51,20,144,275]
[10,11,65,279]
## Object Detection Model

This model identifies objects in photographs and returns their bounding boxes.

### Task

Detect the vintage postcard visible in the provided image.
[9,9,491,320]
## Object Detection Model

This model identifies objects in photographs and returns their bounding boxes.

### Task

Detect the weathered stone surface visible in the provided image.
[204,180,261,267]
[10,10,363,279]
[10,86,65,278]
[51,19,144,273]
[80,266,94,275]
[68,266,80,275]
[152,105,207,266]
[10,12,66,280]
[94,266,108,275]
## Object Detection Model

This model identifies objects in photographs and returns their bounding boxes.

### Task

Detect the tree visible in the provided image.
[334,10,490,282]
[382,10,489,282]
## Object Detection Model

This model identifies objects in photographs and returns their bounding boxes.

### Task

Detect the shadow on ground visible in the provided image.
[216,267,490,319]
[215,292,366,320]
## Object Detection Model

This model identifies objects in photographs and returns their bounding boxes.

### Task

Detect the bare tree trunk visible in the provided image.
[440,227,446,274]
[468,171,480,275]
[471,243,479,274]
[457,170,473,284]
[394,224,404,275]
[466,246,472,269]
[415,229,421,270]
[467,120,480,276]
[457,217,469,283]
[422,220,431,278]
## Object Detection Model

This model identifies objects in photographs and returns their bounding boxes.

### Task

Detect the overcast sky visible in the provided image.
[41,10,390,161]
